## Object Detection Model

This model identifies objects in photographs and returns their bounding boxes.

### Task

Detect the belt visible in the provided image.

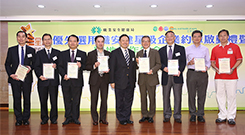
[188,69,207,73]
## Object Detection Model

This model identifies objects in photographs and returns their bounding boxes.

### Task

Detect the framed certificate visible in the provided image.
[168,60,178,75]
[138,57,150,73]
[43,63,54,79]
[97,56,109,72]
[219,58,230,73]
[194,58,205,71]
[15,65,28,81]
[67,62,78,79]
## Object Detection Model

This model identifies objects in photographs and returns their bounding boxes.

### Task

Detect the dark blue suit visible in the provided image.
[58,49,86,120]
[5,45,35,121]
[158,44,186,119]
[109,47,137,122]
[34,48,60,122]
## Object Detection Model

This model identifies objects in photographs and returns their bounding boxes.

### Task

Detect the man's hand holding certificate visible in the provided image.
[97,56,109,72]
[168,60,179,75]
[43,63,55,79]
[219,58,231,74]
[138,57,150,73]
[15,65,29,81]
[67,62,78,79]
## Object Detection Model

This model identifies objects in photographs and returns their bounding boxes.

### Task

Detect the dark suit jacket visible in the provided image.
[158,44,186,85]
[109,47,137,89]
[34,48,60,86]
[136,48,161,86]
[5,45,36,83]
[85,49,110,85]
[58,49,86,87]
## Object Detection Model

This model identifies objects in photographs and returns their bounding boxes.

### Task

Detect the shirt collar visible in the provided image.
[219,41,230,47]
[45,47,52,53]
[167,43,175,48]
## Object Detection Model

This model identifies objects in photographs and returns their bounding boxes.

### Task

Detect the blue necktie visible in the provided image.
[125,50,130,66]
[47,50,51,59]
[143,50,147,57]
[21,47,24,65]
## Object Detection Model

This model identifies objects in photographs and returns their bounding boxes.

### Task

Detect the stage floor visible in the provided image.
[0,110,244,135]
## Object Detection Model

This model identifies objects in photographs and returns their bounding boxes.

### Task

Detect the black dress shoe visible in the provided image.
[126,119,133,124]
[93,121,98,125]
[62,119,71,125]
[215,118,226,123]
[41,120,48,125]
[148,117,154,123]
[175,119,182,123]
[51,121,57,124]
[197,116,205,122]
[228,119,236,125]
[99,120,108,125]
[190,115,196,122]
[73,119,81,125]
[163,118,170,123]
[119,121,127,125]
[139,117,148,123]
[15,121,22,126]
[23,120,30,125]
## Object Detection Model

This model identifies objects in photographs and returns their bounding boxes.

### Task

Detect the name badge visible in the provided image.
[27,54,32,58]
[227,50,233,54]
[175,52,180,57]
[53,56,57,61]
[76,57,81,61]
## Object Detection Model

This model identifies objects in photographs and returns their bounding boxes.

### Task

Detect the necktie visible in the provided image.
[168,46,172,60]
[21,46,24,65]
[125,50,130,66]
[143,50,147,57]
[71,50,75,62]
[47,50,50,59]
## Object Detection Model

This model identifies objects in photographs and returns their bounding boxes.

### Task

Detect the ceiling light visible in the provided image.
[37,5,45,8]
[206,5,213,8]
[94,5,101,8]
[150,4,158,8]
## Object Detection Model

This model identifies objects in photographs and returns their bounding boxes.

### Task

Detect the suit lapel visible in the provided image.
[118,48,127,66]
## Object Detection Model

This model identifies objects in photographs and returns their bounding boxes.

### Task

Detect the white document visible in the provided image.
[194,58,205,71]
[168,60,179,75]
[97,56,109,72]
[43,63,54,79]
[67,62,78,79]
[138,57,150,73]
[219,58,231,74]
[15,65,29,81]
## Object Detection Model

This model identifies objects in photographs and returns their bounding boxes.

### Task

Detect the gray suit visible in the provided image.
[136,48,161,118]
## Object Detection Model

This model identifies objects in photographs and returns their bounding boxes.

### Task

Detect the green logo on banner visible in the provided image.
[153,26,158,32]
[91,26,102,34]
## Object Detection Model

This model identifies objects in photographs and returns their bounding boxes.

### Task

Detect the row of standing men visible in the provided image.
[4,29,243,126]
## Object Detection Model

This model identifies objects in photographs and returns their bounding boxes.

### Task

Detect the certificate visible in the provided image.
[194,58,205,71]
[43,63,54,79]
[138,57,150,73]
[219,58,230,73]
[67,62,78,79]
[15,65,28,81]
[97,56,109,72]
[168,60,178,75]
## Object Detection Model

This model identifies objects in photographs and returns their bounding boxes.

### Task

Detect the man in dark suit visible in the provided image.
[136,36,161,123]
[158,31,186,123]
[5,31,36,126]
[109,34,137,125]
[34,33,60,125]
[86,35,110,126]
[58,34,87,125]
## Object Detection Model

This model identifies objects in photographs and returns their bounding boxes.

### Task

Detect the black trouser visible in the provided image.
[11,81,32,121]
[38,85,58,122]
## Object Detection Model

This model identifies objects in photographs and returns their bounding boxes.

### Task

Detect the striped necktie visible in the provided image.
[125,49,130,66]
[21,46,24,65]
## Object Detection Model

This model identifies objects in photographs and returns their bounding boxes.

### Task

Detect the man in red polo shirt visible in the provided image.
[211,29,243,125]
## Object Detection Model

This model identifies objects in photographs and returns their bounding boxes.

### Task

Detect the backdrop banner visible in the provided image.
[8,21,245,111]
